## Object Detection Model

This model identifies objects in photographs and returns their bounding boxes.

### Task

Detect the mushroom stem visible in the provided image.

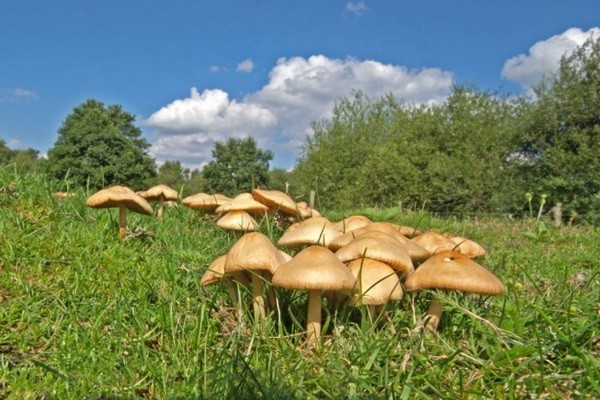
[424,299,443,331]
[251,274,266,320]
[306,289,322,348]
[157,198,165,221]
[224,279,239,307]
[118,206,127,240]
[367,304,382,324]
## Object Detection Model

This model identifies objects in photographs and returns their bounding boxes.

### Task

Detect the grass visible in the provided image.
[1,167,599,399]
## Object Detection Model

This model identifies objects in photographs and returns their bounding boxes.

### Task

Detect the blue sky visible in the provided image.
[1,1,599,170]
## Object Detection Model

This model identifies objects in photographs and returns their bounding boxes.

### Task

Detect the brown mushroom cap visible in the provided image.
[225,232,287,275]
[216,193,269,215]
[201,255,251,287]
[448,236,487,258]
[347,258,403,305]
[216,210,259,231]
[182,192,231,212]
[252,188,299,216]
[86,185,153,215]
[333,215,373,233]
[272,246,356,291]
[404,250,505,295]
[335,233,414,275]
[139,184,179,202]
[410,231,457,255]
[277,216,341,248]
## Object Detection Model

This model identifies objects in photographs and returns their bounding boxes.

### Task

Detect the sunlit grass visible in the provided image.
[1,168,598,398]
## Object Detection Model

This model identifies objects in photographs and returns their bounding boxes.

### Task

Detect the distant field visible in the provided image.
[1,170,598,399]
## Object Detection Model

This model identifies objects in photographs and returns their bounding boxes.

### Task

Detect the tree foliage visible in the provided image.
[0,139,43,172]
[516,36,600,222]
[292,88,520,213]
[46,99,156,189]
[201,137,273,196]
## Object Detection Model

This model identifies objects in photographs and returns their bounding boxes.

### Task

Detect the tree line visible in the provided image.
[2,37,598,223]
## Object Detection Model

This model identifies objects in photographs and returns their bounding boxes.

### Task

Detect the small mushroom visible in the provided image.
[86,185,153,239]
[272,245,355,348]
[216,210,259,231]
[404,250,505,331]
[277,216,341,248]
[138,184,178,221]
[224,232,287,320]
[347,257,403,323]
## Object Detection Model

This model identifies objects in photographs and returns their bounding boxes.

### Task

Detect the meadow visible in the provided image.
[1,168,598,399]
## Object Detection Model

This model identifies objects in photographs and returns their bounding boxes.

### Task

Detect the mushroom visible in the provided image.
[224,232,287,320]
[410,231,457,255]
[215,193,269,217]
[347,257,403,323]
[333,215,373,233]
[447,235,487,258]
[277,216,341,248]
[200,255,251,307]
[404,250,505,331]
[138,184,179,221]
[216,210,259,231]
[272,245,355,348]
[182,192,231,214]
[252,188,299,218]
[86,185,153,239]
[335,232,414,279]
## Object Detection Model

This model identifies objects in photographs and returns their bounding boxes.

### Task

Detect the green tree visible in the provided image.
[0,139,43,172]
[516,37,600,222]
[46,99,156,189]
[201,137,272,196]
[152,160,190,191]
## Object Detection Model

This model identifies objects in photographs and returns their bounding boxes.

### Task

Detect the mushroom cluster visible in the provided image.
[198,192,505,349]
[87,184,505,348]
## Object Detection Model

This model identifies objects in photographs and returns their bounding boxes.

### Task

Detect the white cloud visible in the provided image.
[146,55,453,169]
[236,59,255,73]
[502,27,600,90]
[0,87,39,101]
[345,1,369,16]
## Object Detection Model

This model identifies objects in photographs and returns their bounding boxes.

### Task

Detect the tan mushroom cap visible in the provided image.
[410,231,457,255]
[139,184,179,201]
[333,215,373,233]
[200,255,227,287]
[216,193,269,215]
[86,185,153,215]
[272,246,356,291]
[225,232,288,275]
[404,250,505,295]
[182,192,231,212]
[277,216,341,247]
[448,236,487,258]
[252,188,299,216]
[347,258,403,305]
[328,225,430,262]
[335,233,414,275]
[201,255,251,287]
[216,210,259,231]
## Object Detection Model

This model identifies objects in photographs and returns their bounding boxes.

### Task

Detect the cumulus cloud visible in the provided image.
[502,27,600,90]
[345,1,369,16]
[146,55,453,169]
[236,59,255,73]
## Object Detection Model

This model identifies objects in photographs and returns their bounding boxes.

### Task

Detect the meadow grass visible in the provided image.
[1,168,598,399]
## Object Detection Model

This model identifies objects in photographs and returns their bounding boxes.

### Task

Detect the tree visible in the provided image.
[153,160,190,192]
[201,137,273,196]
[46,99,156,189]
[0,139,43,172]
[515,37,600,222]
